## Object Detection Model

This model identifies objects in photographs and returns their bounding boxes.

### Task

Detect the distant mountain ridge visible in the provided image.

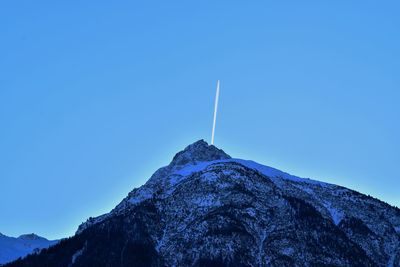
[0,233,57,265]
[5,140,400,266]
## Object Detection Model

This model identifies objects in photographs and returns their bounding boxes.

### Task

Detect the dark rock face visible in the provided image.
[6,141,400,267]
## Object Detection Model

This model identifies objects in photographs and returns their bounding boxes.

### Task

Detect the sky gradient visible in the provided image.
[1,1,399,239]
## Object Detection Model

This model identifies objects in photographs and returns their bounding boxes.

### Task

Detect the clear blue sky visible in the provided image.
[1,1,399,240]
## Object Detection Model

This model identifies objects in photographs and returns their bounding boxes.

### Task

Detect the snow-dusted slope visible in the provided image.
[0,233,58,265]
[6,140,400,267]
[72,140,400,266]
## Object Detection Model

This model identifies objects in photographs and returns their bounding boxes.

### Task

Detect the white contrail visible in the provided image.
[211,80,220,145]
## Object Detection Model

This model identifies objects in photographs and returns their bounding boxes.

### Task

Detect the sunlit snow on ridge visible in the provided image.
[174,158,331,187]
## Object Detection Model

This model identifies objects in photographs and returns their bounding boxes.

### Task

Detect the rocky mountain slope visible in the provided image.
[5,140,400,266]
[0,233,57,265]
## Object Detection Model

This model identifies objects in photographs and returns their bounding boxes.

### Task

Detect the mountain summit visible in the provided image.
[5,141,400,267]
[170,140,230,167]
[17,234,45,241]
[0,233,57,265]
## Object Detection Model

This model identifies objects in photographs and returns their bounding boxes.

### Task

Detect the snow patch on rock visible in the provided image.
[129,187,154,205]
[192,195,220,207]
[69,242,86,267]
[324,202,344,225]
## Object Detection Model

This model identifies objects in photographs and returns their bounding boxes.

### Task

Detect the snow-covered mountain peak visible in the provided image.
[17,234,45,241]
[9,141,400,267]
[0,233,58,265]
[169,139,230,168]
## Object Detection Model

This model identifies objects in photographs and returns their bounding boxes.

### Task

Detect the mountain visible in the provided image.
[0,233,58,265]
[5,140,400,266]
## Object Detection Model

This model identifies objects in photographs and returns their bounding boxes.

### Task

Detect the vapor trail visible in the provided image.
[211,80,220,145]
